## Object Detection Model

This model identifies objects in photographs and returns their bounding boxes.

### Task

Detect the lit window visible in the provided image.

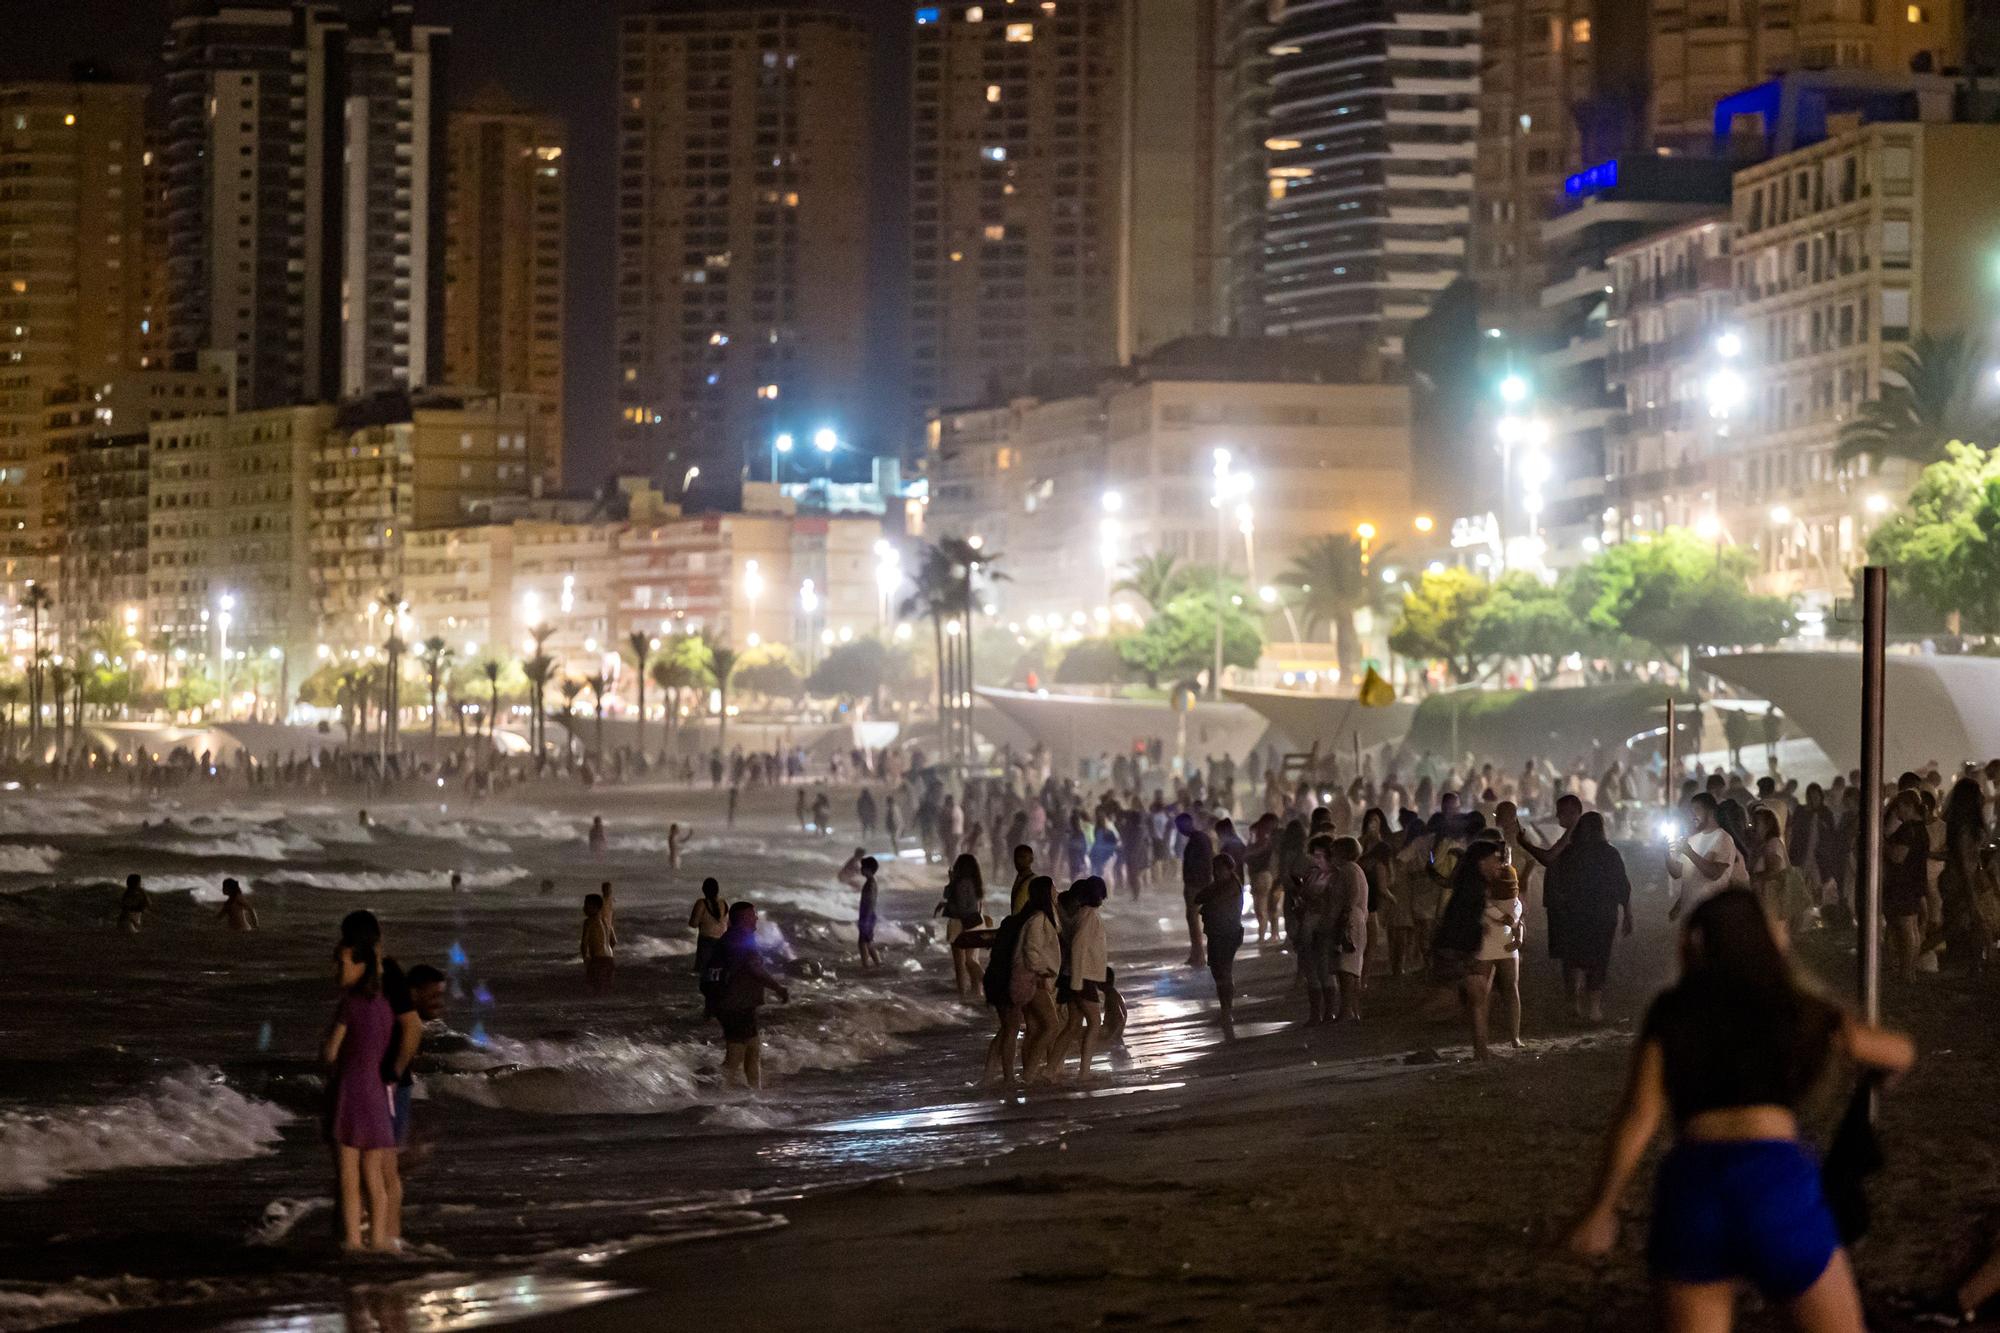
[949,250,964,262]
[1264,137,1301,151]
[1908,3,1926,19]
[981,145,1007,162]
[756,383,780,400]
[915,6,939,23]
[1571,18,1591,42]
[966,5,983,19]
[1005,21,1033,41]
[986,84,1002,103]
[63,113,76,126]
[535,146,563,160]
[983,224,1005,240]
[1518,113,1533,131]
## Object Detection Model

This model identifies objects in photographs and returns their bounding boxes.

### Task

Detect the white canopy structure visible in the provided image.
[1699,650,2000,776]
[975,688,1269,769]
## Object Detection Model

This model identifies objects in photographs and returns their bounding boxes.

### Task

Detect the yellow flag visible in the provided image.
[1357,666,1395,707]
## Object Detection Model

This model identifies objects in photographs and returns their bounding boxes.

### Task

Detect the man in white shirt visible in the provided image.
[1666,792,1745,918]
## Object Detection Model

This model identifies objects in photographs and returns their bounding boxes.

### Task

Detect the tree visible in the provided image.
[625,630,654,755]
[23,581,51,755]
[1113,551,1189,612]
[522,654,555,762]
[735,643,802,704]
[481,658,503,739]
[418,635,453,754]
[651,636,709,752]
[709,641,740,755]
[1278,534,1390,678]
[1864,440,2000,637]
[584,672,610,758]
[1055,636,1135,686]
[900,537,1003,760]
[1566,528,1792,665]
[1836,333,2000,467]
[1389,567,1493,685]
[806,637,894,711]
[1117,587,1262,689]
[1468,571,1587,678]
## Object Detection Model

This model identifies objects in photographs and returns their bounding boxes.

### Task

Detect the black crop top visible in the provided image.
[1642,984,1842,1122]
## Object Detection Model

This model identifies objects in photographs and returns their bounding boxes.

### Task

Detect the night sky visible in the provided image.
[1,0,912,491]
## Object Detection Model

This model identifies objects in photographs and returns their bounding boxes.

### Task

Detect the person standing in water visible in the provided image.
[118,874,149,932]
[1192,852,1247,1026]
[322,938,399,1252]
[581,893,615,993]
[856,856,882,970]
[1178,813,1214,969]
[588,816,607,856]
[667,822,690,871]
[217,878,258,931]
[1567,889,1914,1332]
[935,853,987,1001]
[688,877,729,978]
[702,902,791,1090]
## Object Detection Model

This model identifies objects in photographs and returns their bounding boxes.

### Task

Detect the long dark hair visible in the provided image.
[1715,798,1753,861]
[346,940,382,998]
[1022,874,1056,925]
[949,853,984,896]
[702,876,722,909]
[1945,776,1987,849]
[1360,807,1390,845]
[1571,810,1608,846]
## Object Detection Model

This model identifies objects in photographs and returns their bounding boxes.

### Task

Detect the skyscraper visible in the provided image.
[443,94,566,490]
[909,0,1218,424]
[1260,0,1480,362]
[1468,0,1644,332]
[615,3,872,498]
[1214,0,1275,338]
[162,0,449,410]
[0,78,154,595]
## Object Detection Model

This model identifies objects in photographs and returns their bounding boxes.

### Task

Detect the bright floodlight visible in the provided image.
[1865,493,1891,515]
[774,432,795,454]
[1212,446,1231,476]
[1498,373,1529,405]
[1770,505,1792,525]
[1356,521,1377,542]
[812,426,838,453]
[1259,585,1278,604]
[1705,367,1748,417]
[1101,489,1123,513]
[1694,513,1721,541]
[1414,514,1435,533]
[1715,331,1743,359]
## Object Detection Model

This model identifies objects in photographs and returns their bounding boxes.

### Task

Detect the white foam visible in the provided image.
[271,864,528,893]
[699,1103,798,1131]
[0,1067,292,1195]
[0,846,59,876]
[621,934,695,961]
[159,832,322,861]
[245,1195,331,1247]
[431,983,971,1117]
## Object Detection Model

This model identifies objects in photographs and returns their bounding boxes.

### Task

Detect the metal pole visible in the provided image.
[1663,693,1675,807]
[1211,496,1225,698]
[1857,566,1886,1026]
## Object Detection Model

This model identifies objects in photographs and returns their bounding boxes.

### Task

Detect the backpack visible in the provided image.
[982,914,1025,1009]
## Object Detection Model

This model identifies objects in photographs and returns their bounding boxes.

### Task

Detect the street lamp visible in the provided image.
[217,592,235,718]
[1209,448,1254,697]
[743,557,764,645]
[772,431,794,483]
[1259,584,1303,644]
[1413,514,1435,534]
[1099,489,1124,606]
[812,426,838,454]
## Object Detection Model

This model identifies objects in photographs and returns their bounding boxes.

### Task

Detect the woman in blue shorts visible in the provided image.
[1567,889,1914,1332]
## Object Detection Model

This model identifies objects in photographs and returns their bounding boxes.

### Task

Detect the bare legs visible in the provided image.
[1658,1248,1865,1333]
[337,1145,395,1252]
[1046,997,1102,1081]
[723,1039,763,1090]
[1020,986,1060,1082]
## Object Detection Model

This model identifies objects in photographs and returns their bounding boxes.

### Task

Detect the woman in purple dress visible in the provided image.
[322,942,397,1252]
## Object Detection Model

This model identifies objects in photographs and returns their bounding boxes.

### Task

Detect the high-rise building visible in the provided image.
[614,4,871,499]
[1651,0,1965,147]
[1261,0,1480,363]
[0,78,156,607]
[910,0,1219,426]
[443,95,565,489]
[162,1,449,410]
[1214,0,1276,338]
[1468,0,1645,332]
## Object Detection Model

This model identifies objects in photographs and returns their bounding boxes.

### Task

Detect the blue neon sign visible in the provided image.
[1564,159,1619,197]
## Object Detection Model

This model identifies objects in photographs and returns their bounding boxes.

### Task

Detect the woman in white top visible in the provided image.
[1047,877,1110,1081]
[1013,876,1064,1084]
[1330,837,1372,1021]
[1475,862,1526,1053]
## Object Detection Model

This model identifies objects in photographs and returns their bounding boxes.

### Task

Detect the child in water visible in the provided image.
[856,856,882,970]
[581,892,615,993]
[217,878,258,931]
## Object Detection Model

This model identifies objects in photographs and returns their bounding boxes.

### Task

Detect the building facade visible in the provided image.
[443,97,566,483]
[1261,0,1479,363]
[162,0,449,410]
[614,4,871,496]
[911,0,1220,430]
[1724,119,2000,606]
[926,341,1415,628]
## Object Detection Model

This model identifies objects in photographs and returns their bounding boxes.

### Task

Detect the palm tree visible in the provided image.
[0,678,19,759]
[557,677,586,763]
[898,537,1002,767]
[418,636,453,755]
[481,658,502,739]
[45,661,69,759]
[522,654,555,763]
[651,652,697,754]
[1279,534,1391,679]
[1113,551,1187,612]
[1836,332,2000,466]
[625,630,653,756]
[23,581,51,755]
[708,642,740,757]
[585,671,610,759]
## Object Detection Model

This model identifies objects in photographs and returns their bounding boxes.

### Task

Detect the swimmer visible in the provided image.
[217,877,258,931]
[539,877,556,896]
[588,816,607,855]
[449,871,463,894]
[667,822,690,871]
[118,874,149,932]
